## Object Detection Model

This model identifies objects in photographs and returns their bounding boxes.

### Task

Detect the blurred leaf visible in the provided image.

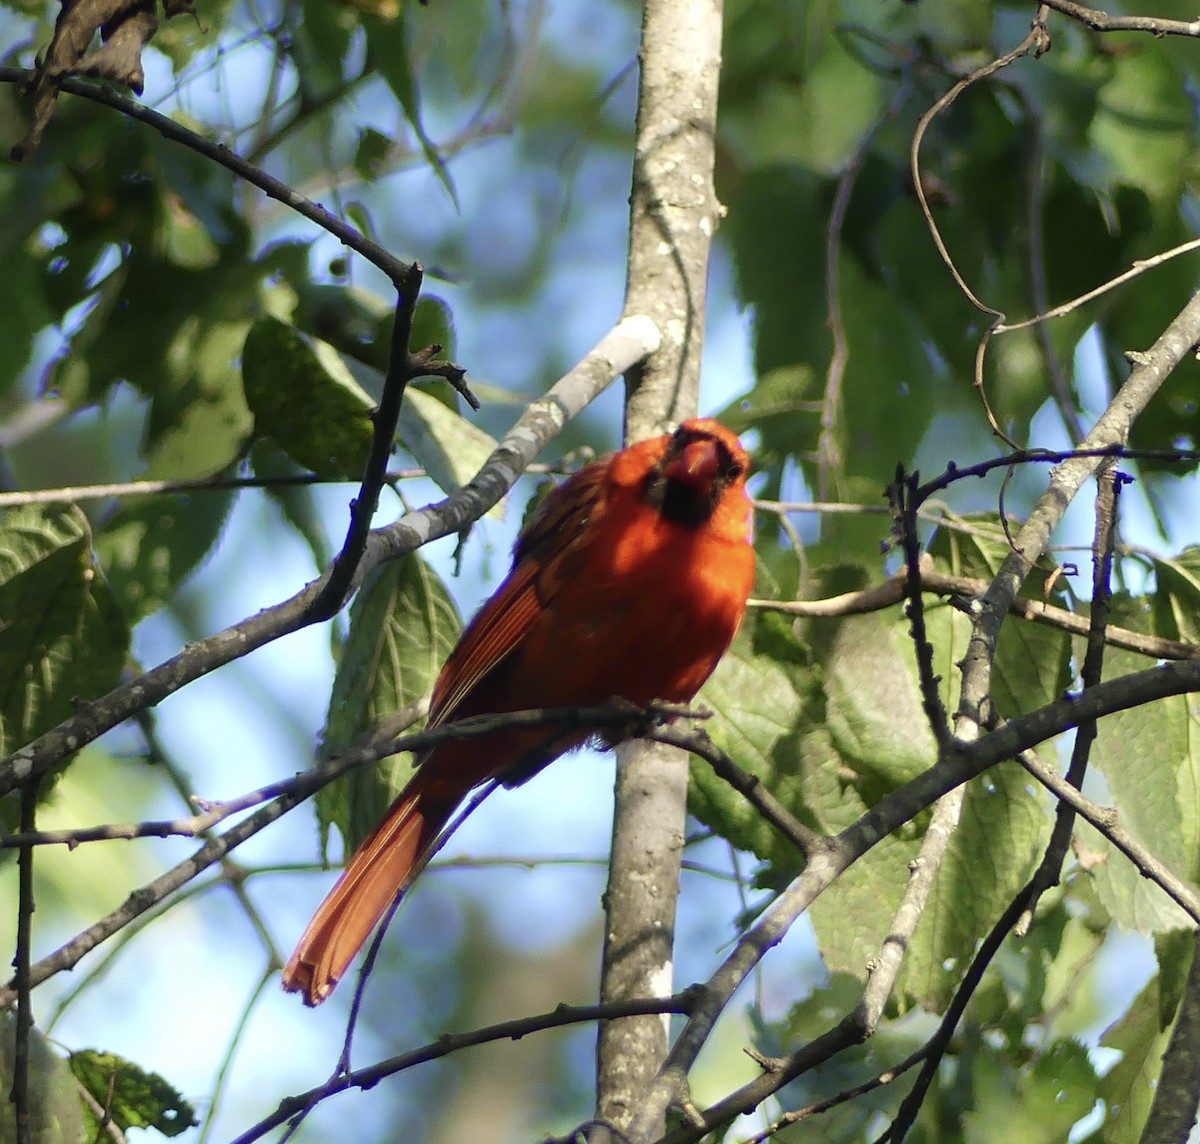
[249,442,334,572]
[296,0,356,84]
[242,316,375,480]
[1095,974,1173,1143]
[355,127,394,180]
[365,14,459,206]
[0,238,53,397]
[963,1038,1096,1144]
[317,554,461,853]
[93,488,235,625]
[0,504,129,757]
[1090,48,1194,198]
[410,294,457,362]
[0,1015,85,1144]
[69,1049,197,1137]
[398,386,503,519]
[720,164,829,488]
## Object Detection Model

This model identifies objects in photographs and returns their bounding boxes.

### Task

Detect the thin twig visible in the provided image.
[0,66,411,284]
[1041,0,1200,36]
[996,238,1200,335]
[891,468,950,747]
[11,779,37,1144]
[231,992,702,1144]
[908,8,1051,440]
[666,788,965,1144]
[750,564,1200,661]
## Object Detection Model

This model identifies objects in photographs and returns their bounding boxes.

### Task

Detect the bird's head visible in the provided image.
[646,418,750,528]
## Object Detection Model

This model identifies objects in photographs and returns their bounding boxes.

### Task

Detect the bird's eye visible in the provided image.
[725,461,744,480]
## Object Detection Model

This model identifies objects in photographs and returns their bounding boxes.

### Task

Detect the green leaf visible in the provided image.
[410,295,457,361]
[316,554,462,853]
[93,489,235,625]
[0,505,130,757]
[963,1039,1096,1144]
[1150,546,1200,644]
[69,1049,197,1137]
[355,127,394,180]
[398,386,503,519]
[689,615,817,875]
[365,15,459,207]
[720,165,829,484]
[1090,48,1194,198]
[1086,598,1200,933]
[1096,974,1174,1143]
[699,539,1057,1009]
[811,593,1047,1010]
[242,316,376,480]
[0,1016,86,1144]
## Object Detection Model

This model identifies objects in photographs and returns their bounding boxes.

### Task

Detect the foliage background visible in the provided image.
[2,0,1200,1141]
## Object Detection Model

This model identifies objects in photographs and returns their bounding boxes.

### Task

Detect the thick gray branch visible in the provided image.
[595,0,725,1133]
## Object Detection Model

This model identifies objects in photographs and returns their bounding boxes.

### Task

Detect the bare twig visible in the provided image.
[628,655,1200,1137]
[231,992,702,1144]
[954,286,1200,749]
[751,564,1200,661]
[908,8,1051,441]
[886,462,1127,1143]
[11,780,37,1144]
[650,726,824,858]
[996,237,1200,336]
[891,469,950,747]
[0,460,582,510]
[308,264,449,620]
[1041,0,1200,37]
[662,786,966,1144]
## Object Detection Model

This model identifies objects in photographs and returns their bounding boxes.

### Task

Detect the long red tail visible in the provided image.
[282,770,456,1006]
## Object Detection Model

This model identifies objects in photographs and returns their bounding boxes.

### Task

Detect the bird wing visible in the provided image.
[427,459,611,727]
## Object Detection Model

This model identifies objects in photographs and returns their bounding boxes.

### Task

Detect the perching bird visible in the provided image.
[283,417,755,1005]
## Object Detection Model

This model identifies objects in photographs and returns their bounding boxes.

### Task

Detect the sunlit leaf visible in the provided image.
[69,1049,197,1137]
[316,554,462,853]
[0,1016,85,1144]
[398,386,503,519]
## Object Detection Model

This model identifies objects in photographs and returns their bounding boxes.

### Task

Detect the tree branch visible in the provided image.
[596,0,725,1129]
[0,315,660,803]
[1041,0,1200,37]
[231,992,702,1144]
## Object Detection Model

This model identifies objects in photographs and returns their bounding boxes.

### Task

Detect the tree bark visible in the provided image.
[594,0,725,1135]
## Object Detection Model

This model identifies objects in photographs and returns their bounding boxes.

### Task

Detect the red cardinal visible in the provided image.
[283,418,754,1005]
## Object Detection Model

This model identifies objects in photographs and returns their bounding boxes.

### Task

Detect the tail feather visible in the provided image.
[283,771,455,1006]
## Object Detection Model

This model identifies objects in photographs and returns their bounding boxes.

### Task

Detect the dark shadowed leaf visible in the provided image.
[93,489,235,625]
[242,316,375,480]
[0,505,129,757]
